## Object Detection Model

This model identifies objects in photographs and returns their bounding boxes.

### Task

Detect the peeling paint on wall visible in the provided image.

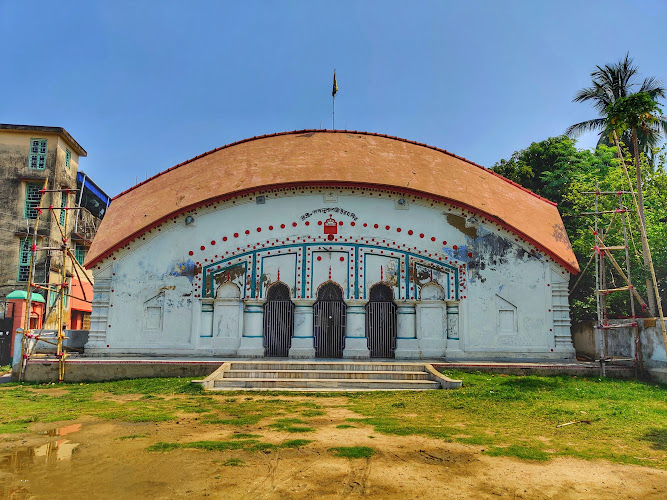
[167,259,201,283]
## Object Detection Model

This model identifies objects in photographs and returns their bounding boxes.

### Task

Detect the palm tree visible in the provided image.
[604,92,665,317]
[566,53,667,156]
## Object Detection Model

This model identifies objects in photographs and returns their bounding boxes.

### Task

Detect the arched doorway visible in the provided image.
[313,282,346,358]
[365,283,397,358]
[263,282,295,357]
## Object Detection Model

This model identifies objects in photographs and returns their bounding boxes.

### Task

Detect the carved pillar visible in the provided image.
[343,300,370,358]
[289,300,316,358]
[551,280,575,358]
[84,277,112,355]
[395,301,421,359]
[236,299,265,357]
[445,302,464,358]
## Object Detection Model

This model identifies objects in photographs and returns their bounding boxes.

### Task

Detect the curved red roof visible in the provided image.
[86,130,578,273]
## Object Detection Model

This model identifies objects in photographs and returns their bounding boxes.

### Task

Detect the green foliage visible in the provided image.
[118,434,149,440]
[564,145,667,317]
[484,445,550,461]
[268,418,315,433]
[222,458,245,466]
[148,438,311,453]
[605,92,663,138]
[329,446,376,459]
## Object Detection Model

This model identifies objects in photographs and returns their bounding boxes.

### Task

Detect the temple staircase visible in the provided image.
[194,361,462,391]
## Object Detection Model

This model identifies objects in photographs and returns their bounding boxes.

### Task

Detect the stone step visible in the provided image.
[194,361,462,392]
[224,369,432,380]
[211,377,441,390]
[228,361,424,372]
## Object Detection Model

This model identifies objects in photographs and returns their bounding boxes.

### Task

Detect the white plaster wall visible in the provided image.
[87,188,573,358]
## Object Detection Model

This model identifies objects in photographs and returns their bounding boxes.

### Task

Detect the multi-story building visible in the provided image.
[0,124,110,331]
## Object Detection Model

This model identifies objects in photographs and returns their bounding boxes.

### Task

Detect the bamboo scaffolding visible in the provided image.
[19,185,87,382]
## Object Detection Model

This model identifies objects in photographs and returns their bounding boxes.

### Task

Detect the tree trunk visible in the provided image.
[633,129,657,316]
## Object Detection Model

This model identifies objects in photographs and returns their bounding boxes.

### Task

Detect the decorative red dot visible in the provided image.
[453,245,458,250]
[223,236,228,241]
[374,224,379,229]
[269,225,273,230]
[385,225,390,230]
[188,251,194,256]
[281,224,285,229]
[431,237,436,242]
[339,221,343,226]
[442,241,447,245]
[200,246,205,251]
[292,222,297,227]
[419,233,424,238]
[467,252,473,258]
[340,256,345,262]
[351,222,356,226]
[234,233,239,238]
[408,230,414,235]
[317,220,323,226]
[305,221,310,226]
[317,256,322,261]
[363,223,368,227]
[396,228,401,232]
[211,240,216,245]
[257,227,261,232]
[245,230,250,235]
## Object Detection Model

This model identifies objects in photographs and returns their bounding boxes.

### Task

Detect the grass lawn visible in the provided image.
[0,371,665,468]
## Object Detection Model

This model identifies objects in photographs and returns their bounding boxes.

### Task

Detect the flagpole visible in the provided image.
[332,69,337,130]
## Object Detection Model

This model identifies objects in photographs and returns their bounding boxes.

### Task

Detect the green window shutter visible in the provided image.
[25,183,42,219]
[60,192,67,225]
[75,245,87,265]
[29,139,47,169]
[18,238,32,281]
[65,149,71,168]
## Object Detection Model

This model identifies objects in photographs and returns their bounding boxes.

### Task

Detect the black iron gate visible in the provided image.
[313,282,346,358]
[0,302,15,366]
[263,283,295,357]
[365,283,397,358]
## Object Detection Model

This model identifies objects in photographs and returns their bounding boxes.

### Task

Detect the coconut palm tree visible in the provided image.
[566,53,667,156]
[604,92,665,317]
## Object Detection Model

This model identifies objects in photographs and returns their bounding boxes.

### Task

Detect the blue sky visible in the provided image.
[1,1,666,197]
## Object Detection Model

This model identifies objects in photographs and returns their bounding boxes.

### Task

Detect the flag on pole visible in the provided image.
[332,70,338,97]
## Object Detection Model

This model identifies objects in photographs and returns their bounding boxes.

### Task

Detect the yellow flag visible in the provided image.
[332,70,338,97]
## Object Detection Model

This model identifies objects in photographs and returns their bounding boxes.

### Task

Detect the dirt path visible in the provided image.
[1,401,666,499]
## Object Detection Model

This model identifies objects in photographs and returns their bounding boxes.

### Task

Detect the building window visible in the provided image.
[75,244,87,265]
[29,139,47,169]
[65,149,71,168]
[60,192,67,226]
[25,183,42,219]
[18,238,32,282]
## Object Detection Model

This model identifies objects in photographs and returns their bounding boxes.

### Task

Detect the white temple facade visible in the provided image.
[84,131,578,361]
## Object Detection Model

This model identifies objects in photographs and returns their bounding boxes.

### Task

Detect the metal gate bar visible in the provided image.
[365,284,397,358]
[263,283,295,357]
[313,282,346,358]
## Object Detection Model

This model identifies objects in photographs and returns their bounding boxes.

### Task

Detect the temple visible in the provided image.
[84,130,578,360]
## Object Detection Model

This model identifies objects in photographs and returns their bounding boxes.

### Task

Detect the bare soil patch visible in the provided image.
[1,394,665,499]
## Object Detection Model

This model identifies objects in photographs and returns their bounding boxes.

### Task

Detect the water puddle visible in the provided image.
[38,423,82,437]
[0,424,82,473]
